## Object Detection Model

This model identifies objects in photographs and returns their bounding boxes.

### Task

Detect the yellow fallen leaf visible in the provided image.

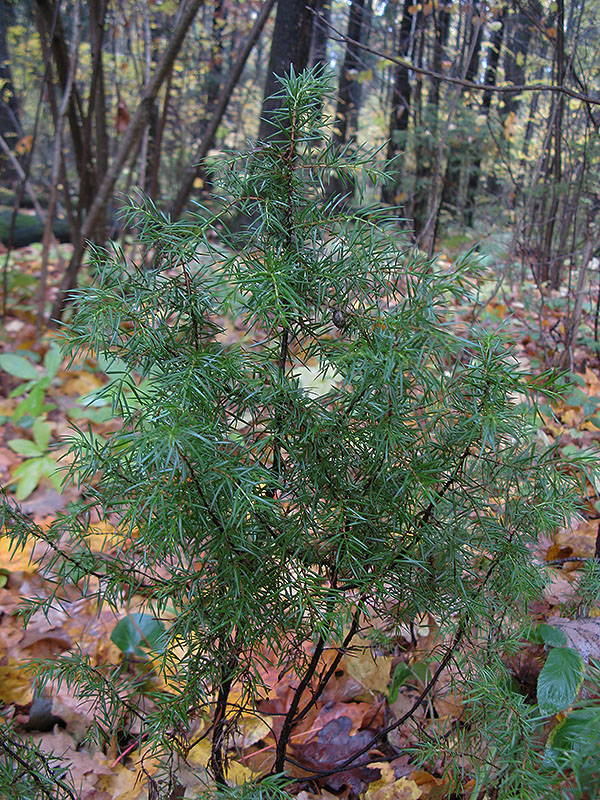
[410,769,445,794]
[228,760,258,785]
[0,535,37,572]
[184,738,212,769]
[362,776,423,800]
[367,761,396,784]
[231,714,272,748]
[0,662,34,705]
[343,637,392,696]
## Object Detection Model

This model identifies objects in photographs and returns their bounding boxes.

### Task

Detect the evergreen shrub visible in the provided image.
[1,68,597,799]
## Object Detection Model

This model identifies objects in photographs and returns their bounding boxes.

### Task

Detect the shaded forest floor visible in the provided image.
[1,238,600,800]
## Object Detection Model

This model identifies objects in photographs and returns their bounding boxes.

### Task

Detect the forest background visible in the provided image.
[2,1,600,799]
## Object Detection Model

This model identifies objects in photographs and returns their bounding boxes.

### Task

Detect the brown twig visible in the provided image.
[282,626,464,779]
[273,635,327,774]
[0,737,78,800]
[290,606,362,727]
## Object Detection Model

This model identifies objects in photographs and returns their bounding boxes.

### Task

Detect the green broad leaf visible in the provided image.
[547,707,600,759]
[12,384,48,422]
[69,405,113,424]
[43,346,63,379]
[40,456,61,489]
[78,392,110,408]
[96,353,130,378]
[110,613,167,657]
[12,458,44,500]
[388,662,412,703]
[294,365,338,397]
[8,379,36,398]
[537,647,585,716]
[7,438,44,457]
[32,417,51,450]
[0,353,39,380]
[537,624,568,648]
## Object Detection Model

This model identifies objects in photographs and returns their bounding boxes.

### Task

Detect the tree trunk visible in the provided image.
[327,0,370,200]
[50,0,205,324]
[464,7,505,226]
[258,0,317,142]
[411,21,429,237]
[310,0,331,73]
[441,0,482,214]
[381,0,413,206]
[35,0,96,221]
[87,0,109,241]
[169,0,276,220]
[0,0,22,185]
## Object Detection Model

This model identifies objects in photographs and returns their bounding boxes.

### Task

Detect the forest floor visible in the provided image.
[1,239,600,800]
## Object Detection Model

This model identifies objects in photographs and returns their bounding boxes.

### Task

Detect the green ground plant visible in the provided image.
[1,69,599,799]
[0,345,63,498]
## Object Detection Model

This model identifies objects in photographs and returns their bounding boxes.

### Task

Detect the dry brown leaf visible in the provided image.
[30,729,113,800]
[50,686,99,743]
[543,570,576,605]
[549,617,600,662]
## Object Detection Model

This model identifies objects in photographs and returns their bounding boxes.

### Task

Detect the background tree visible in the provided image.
[0,0,22,185]
[257,0,317,141]
[327,0,371,200]
[380,0,413,207]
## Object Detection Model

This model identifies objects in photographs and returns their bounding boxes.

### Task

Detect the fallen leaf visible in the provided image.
[228,760,258,785]
[231,714,272,748]
[30,729,113,800]
[0,535,37,572]
[0,661,33,704]
[543,570,576,605]
[410,770,445,796]
[291,716,380,792]
[185,737,212,767]
[362,776,422,800]
[343,638,392,697]
[549,617,600,662]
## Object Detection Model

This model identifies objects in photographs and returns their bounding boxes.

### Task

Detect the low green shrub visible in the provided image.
[1,68,598,800]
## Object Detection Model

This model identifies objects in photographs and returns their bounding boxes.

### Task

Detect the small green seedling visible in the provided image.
[0,344,62,424]
[111,613,167,658]
[7,417,61,500]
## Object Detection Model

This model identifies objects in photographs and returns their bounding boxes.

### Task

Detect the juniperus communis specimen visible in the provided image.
[1,69,596,799]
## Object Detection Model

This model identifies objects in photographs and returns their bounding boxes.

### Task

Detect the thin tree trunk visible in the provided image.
[546,0,565,289]
[50,0,205,324]
[258,0,317,143]
[0,0,23,184]
[441,0,482,213]
[420,13,484,254]
[36,0,80,335]
[464,7,505,226]
[35,0,95,221]
[310,0,331,72]
[327,0,370,200]
[169,0,276,220]
[87,0,109,239]
[381,0,413,206]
